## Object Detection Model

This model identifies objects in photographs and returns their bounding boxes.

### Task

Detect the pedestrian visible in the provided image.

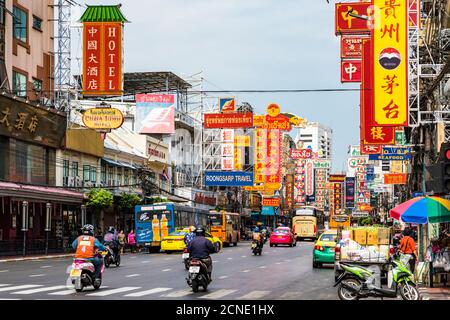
[127,229,136,253]
[398,227,418,273]
[118,230,126,254]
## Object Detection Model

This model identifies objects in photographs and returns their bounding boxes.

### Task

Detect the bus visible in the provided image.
[292,206,325,240]
[135,202,209,248]
[329,214,351,229]
[207,211,240,246]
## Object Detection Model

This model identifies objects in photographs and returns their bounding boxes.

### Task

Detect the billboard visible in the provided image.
[335,2,372,35]
[204,113,253,129]
[384,173,407,184]
[345,177,356,208]
[204,171,254,186]
[135,94,175,134]
[341,36,366,58]
[290,149,312,159]
[82,107,124,130]
[219,97,236,113]
[83,22,123,96]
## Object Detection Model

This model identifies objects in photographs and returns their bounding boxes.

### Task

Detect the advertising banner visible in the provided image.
[285,174,294,210]
[335,2,372,35]
[345,177,356,208]
[341,60,362,83]
[265,129,282,184]
[306,161,315,196]
[290,149,313,159]
[262,198,280,207]
[204,113,253,129]
[360,144,382,154]
[81,107,124,130]
[313,160,331,169]
[329,174,346,182]
[83,22,123,96]
[234,135,250,147]
[234,147,243,170]
[135,94,175,134]
[384,173,407,184]
[368,154,411,161]
[341,36,366,58]
[254,129,267,183]
[204,171,254,186]
[219,97,236,113]
[372,0,409,126]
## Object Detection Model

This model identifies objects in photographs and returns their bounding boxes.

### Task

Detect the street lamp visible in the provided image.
[45,203,52,255]
[21,201,29,257]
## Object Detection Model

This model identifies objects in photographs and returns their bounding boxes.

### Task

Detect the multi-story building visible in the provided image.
[295,122,332,159]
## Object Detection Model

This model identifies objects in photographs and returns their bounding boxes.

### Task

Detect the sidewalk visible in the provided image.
[419,286,450,300]
[0,253,74,263]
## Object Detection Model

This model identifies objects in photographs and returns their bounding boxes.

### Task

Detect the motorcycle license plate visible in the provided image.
[70,269,81,277]
[277,236,283,239]
[251,243,256,248]
[189,266,200,273]
[182,253,189,259]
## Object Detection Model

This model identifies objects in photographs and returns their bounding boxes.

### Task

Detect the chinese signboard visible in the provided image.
[254,128,266,183]
[360,144,382,154]
[384,173,407,184]
[82,107,124,130]
[345,177,356,208]
[341,60,362,82]
[335,2,372,35]
[265,129,282,184]
[262,198,280,207]
[204,113,253,129]
[83,22,123,96]
[372,0,408,126]
[306,161,315,196]
[204,171,254,186]
[341,36,366,58]
[234,135,250,147]
[329,175,346,182]
[135,94,175,134]
[219,97,236,113]
[285,174,294,210]
[315,169,327,210]
[290,149,312,159]
[0,95,66,148]
[294,159,307,206]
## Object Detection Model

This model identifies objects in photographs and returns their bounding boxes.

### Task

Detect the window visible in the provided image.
[83,165,90,182]
[90,167,97,183]
[13,71,27,97]
[117,168,122,186]
[13,6,27,43]
[0,0,5,25]
[63,160,69,177]
[71,161,78,177]
[101,165,106,184]
[124,169,128,185]
[32,78,42,92]
[108,167,113,186]
[32,15,42,31]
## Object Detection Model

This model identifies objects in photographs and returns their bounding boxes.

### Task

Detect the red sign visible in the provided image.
[290,149,312,159]
[263,198,280,207]
[341,60,362,83]
[266,130,282,184]
[264,114,291,131]
[83,22,123,96]
[335,2,372,35]
[341,36,365,58]
[204,113,253,129]
[360,144,382,154]
[384,173,407,185]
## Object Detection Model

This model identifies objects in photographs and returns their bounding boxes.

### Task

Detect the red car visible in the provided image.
[269,227,297,247]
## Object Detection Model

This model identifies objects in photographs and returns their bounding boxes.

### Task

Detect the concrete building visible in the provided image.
[294,122,332,159]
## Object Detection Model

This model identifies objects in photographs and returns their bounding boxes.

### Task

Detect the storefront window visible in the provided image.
[83,165,90,182]
[108,167,114,186]
[90,166,97,183]
[72,161,78,177]
[101,164,106,184]
[124,169,129,185]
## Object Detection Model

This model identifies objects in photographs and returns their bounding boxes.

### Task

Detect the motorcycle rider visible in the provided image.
[187,225,215,282]
[103,226,120,262]
[72,224,106,283]
[252,227,264,250]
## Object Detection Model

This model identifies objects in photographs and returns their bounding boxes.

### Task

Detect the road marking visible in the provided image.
[241,255,247,258]
[0,270,9,273]
[275,262,282,265]
[202,289,237,299]
[238,290,270,300]
[162,269,171,272]
[141,261,151,263]
[227,257,233,260]
[163,289,193,298]
[241,269,251,273]
[284,259,292,262]
[0,298,21,300]
[259,266,267,269]
[40,266,53,269]
[129,256,137,259]
[218,276,228,279]
[212,260,219,263]
[29,274,46,277]
[0,284,11,287]
[12,285,67,295]
[124,287,171,297]
[87,286,141,297]
[48,289,76,296]
[0,285,42,292]
[164,258,172,260]
[125,274,140,278]
[280,291,301,299]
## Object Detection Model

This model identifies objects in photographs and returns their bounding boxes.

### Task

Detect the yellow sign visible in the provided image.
[391,160,404,173]
[243,185,265,191]
[234,147,243,170]
[265,182,281,190]
[253,115,265,128]
[234,136,250,147]
[373,0,408,126]
[82,107,124,130]
[267,103,280,117]
[289,116,305,127]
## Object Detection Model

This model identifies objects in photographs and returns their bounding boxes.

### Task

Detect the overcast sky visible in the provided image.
[72,0,360,171]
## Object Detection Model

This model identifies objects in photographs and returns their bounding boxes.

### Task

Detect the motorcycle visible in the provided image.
[251,240,262,256]
[186,258,211,293]
[334,253,419,300]
[182,248,190,270]
[69,251,105,292]
[103,245,121,268]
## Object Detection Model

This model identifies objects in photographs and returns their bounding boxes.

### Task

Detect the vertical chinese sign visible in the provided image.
[254,128,266,184]
[295,159,306,206]
[81,5,128,96]
[221,129,234,170]
[345,177,356,209]
[315,168,327,211]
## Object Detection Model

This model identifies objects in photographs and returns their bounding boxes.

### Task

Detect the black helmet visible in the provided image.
[108,226,116,233]
[195,225,205,236]
[82,224,94,236]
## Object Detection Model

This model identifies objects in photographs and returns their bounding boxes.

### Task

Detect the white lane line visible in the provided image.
[124,287,171,297]
[0,285,42,292]
[218,276,228,279]
[283,259,292,262]
[40,266,53,269]
[0,270,9,273]
[0,284,11,287]
[87,286,141,297]
[164,258,172,260]
[48,289,76,296]
[212,260,219,263]
[241,269,251,273]
[29,274,46,277]
[162,269,171,272]
[280,291,301,299]
[258,266,267,269]
[12,285,67,295]
[163,289,194,298]
[125,274,140,278]
[0,298,21,300]
[241,255,247,258]
[227,257,233,260]
[202,289,237,299]
[141,261,151,264]
[275,262,282,265]
[238,290,270,300]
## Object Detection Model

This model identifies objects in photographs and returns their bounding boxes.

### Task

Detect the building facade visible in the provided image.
[295,122,332,159]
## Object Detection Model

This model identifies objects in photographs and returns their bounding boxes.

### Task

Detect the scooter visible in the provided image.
[186,258,211,292]
[104,245,121,268]
[69,251,105,292]
[182,248,190,270]
[334,252,419,300]
[251,240,262,256]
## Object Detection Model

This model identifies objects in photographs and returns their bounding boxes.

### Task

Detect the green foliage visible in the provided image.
[146,196,168,204]
[358,216,373,226]
[119,193,141,210]
[87,188,113,209]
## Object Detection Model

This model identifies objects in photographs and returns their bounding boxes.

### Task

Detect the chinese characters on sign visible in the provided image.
[341,36,366,58]
[262,198,280,207]
[335,2,372,35]
[384,173,407,184]
[341,60,362,83]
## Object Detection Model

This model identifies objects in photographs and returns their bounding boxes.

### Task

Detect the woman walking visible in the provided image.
[127,229,137,253]
[118,230,126,254]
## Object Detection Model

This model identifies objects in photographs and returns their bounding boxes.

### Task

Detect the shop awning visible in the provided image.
[0,181,84,204]
[102,158,122,167]
[117,161,136,170]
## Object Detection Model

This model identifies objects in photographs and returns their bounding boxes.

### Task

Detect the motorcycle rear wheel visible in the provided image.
[192,279,199,293]
[399,283,419,300]
[115,255,121,267]
[337,278,361,301]
[105,259,110,268]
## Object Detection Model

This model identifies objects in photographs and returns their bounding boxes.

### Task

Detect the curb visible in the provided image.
[0,254,74,263]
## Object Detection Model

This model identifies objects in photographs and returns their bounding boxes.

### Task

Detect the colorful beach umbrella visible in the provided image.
[390,196,450,224]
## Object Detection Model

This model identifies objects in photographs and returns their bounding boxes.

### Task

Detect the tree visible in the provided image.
[118,193,141,211]
[87,188,114,232]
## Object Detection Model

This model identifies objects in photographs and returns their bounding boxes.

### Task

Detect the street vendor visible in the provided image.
[398,227,418,272]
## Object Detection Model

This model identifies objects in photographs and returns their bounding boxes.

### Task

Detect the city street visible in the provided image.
[0,241,337,300]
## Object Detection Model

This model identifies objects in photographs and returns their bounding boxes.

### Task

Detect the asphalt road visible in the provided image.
[0,240,338,300]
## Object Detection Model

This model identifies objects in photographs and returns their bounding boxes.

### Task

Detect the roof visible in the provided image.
[79,5,129,23]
